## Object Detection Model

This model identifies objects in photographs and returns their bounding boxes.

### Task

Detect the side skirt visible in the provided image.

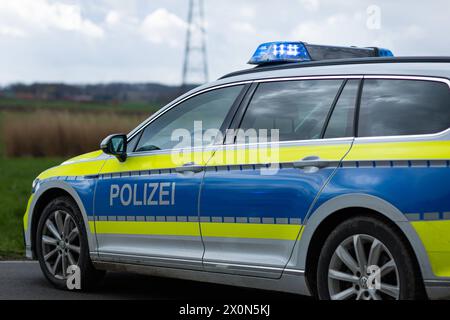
[91,254,311,296]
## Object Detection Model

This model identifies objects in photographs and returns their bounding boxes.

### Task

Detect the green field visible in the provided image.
[0,157,63,259]
[0,111,62,258]
[0,112,3,155]
[0,97,161,113]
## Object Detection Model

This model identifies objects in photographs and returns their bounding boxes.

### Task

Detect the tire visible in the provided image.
[317,215,425,300]
[35,196,105,291]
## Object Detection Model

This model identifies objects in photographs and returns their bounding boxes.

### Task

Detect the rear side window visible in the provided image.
[239,80,343,142]
[324,79,359,138]
[358,79,450,137]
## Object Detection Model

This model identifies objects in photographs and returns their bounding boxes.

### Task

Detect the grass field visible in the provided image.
[0,157,63,259]
[0,97,162,113]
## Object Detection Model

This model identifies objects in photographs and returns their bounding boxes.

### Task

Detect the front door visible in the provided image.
[93,85,245,269]
[199,79,360,278]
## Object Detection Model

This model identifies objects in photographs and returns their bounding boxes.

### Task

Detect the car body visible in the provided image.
[23,52,450,299]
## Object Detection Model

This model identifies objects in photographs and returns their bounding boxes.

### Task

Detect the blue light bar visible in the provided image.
[248,41,395,65]
[248,42,311,65]
[377,48,394,57]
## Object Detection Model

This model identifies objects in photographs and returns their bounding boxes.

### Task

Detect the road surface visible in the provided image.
[0,261,309,300]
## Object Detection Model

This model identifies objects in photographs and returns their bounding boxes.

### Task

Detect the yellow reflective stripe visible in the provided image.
[38,143,353,180]
[209,144,350,166]
[34,141,450,180]
[101,151,208,174]
[38,160,105,180]
[347,141,450,161]
[88,221,96,234]
[200,222,301,240]
[94,221,201,237]
[23,195,33,232]
[412,220,450,277]
[92,221,303,241]
[102,144,350,174]
[63,150,104,164]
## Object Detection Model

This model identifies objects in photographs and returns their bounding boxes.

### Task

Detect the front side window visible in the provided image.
[358,79,450,137]
[135,85,243,152]
[239,79,343,142]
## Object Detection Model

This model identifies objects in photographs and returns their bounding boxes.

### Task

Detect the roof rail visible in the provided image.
[219,56,450,80]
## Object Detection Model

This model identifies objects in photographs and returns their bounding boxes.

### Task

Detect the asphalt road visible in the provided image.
[0,261,309,300]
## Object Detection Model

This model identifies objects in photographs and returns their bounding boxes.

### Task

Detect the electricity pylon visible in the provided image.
[181,0,208,87]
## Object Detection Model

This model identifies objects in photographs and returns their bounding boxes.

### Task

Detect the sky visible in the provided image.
[0,0,449,85]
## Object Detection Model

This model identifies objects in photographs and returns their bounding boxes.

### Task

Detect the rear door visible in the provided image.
[93,85,245,269]
[199,78,360,278]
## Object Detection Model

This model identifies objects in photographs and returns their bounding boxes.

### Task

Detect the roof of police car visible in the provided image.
[173,57,450,104]
[203,56,450,89]
[221,56,450,79]
[181,56,450,112]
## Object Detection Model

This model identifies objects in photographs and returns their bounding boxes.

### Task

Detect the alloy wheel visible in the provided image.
[328,234,400,300]
[41,210,81,280]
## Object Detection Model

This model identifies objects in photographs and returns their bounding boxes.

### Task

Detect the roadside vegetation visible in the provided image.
[0,103,158,258]
[2,110,148,157]
[0,157,63,258]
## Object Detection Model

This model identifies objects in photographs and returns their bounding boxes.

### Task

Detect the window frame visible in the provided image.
[127,83,250,155]
[355,75,450,140]
[230,76,363,145]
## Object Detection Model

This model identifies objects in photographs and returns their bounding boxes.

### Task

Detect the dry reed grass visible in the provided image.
[1,110,148,157]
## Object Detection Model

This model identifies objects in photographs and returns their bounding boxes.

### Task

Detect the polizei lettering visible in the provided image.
[110,182,176,207]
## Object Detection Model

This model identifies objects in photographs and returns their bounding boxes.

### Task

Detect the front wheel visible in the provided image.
[317,216,425,300]
[35,196,104,290]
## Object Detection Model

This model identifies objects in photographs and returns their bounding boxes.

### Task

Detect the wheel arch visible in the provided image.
[287,193,432,297]
[28,181,95,259]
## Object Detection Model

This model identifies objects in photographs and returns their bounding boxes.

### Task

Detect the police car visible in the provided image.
[23,41,450,300]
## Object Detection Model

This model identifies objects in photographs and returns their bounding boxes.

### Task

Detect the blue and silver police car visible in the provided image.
[23,42,450,300]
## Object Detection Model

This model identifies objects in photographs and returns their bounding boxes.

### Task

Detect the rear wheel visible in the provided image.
[35,196,104,290]
[317,216,424,300]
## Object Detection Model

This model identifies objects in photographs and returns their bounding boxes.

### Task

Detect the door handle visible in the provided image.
[175,162,204,174]
[293,156,330,170]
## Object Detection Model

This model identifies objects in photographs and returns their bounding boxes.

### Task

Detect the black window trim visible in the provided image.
[354,78,364,138]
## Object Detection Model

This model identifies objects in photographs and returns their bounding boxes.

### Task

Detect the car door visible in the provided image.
[326,77,450,278]
[199,78,360,278]
[93,85,245,269]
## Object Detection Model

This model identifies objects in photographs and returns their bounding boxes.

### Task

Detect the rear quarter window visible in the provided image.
[358,79,450,137]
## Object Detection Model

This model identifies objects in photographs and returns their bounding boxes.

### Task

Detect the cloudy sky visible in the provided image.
[0,0,449,85]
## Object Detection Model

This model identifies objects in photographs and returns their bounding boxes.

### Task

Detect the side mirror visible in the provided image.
[100,134,127,162]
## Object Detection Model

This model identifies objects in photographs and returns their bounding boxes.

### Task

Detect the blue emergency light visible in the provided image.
[248,41,394,65]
